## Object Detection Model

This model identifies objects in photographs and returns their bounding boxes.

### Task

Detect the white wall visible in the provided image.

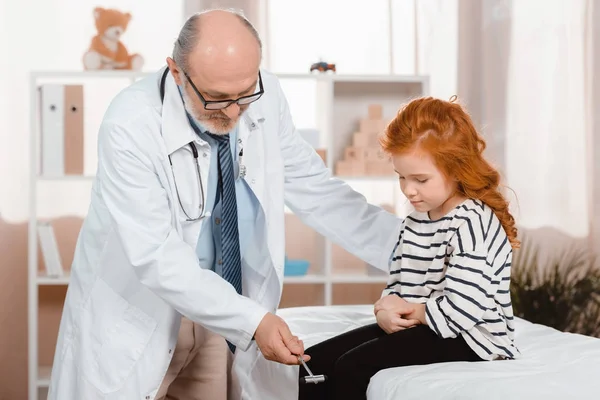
[268,0,457,97]
[0,0,184,222]
[505,0,589,236]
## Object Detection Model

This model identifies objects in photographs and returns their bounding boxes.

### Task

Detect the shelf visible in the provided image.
[35,273,386,286]
[31,71,427,84]
[31,70,151,79]
[335,175,397,182]
[331,275,388,284]
[37,272,70,286]
[36,175,396,183]
[283,274,388,284]
[28,69,425,400]
[37,176,394,184]
[37,175,95,181]
[37,366,51,387]
[283,275,327,284]
[331,74,427,83]
[275,73,428,84]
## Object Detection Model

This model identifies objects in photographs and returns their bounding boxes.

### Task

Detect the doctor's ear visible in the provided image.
[165,57,184,86]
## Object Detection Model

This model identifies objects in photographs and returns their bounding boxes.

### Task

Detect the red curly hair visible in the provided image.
[380,96,520,249]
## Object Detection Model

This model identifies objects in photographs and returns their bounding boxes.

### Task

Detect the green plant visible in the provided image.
[510,232,600,337]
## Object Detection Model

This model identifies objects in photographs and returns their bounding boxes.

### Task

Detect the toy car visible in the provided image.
[310,61,336,73]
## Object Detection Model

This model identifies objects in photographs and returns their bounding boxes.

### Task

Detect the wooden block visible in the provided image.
[316,148,327,163]
[345,147,367,161]
[368,104,383,120]
[359,119,387,134]
[365,160,395,176]
[365,148,388,162]
[336,160,366,176]
[353,132,380,148]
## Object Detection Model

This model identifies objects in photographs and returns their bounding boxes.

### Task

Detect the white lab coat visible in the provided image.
[47,68,402,400]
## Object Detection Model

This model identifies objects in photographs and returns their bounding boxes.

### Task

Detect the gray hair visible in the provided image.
[173,8,262,72]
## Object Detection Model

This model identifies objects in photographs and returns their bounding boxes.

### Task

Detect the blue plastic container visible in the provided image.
[284,259,310,276]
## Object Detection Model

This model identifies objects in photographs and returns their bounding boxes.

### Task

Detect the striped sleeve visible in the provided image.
[380,226,404,298]
[425,219,497,339]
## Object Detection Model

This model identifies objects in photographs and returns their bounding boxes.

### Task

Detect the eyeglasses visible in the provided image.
[183,70,264,110]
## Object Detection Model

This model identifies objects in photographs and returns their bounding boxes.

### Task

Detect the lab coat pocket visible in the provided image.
[81,279,157,393]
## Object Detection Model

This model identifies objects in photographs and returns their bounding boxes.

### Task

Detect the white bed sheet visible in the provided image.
[246,305,600,400]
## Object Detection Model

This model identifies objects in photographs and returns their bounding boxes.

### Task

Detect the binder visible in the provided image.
[64,85,84,175]
[40,85,65,176]
[37,222,64,277]
[39,84,84,176]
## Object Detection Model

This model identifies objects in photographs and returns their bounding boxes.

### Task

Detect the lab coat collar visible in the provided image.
[160,68,264,156]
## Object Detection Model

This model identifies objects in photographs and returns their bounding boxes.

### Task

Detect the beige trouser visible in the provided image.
[156,317,231,400]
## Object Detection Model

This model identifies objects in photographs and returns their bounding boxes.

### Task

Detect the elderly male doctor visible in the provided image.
[48,8,401,400]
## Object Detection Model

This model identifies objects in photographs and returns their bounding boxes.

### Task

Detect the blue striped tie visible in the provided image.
[208,133,242,353]
[209,133,242,294]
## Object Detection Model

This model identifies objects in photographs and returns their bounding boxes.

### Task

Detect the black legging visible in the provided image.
[298,323,482,400]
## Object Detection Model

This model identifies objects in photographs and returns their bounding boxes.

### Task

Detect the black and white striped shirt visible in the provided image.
[383,198,520,360]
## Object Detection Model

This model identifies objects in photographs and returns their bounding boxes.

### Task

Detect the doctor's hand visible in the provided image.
[254,312,311,365]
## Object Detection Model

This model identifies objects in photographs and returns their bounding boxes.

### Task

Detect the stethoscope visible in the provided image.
[159,68,246,221]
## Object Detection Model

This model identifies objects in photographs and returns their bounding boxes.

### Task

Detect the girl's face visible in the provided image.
[392,150,461,219]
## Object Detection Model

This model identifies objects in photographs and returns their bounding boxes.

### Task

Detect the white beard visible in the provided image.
[180,87,236,135]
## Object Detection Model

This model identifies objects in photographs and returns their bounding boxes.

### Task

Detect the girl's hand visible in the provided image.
[374,294,414,315]
[403,304,428,326]
[375,309,420,334]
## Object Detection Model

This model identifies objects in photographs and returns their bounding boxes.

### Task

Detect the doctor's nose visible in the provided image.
[221,103,240,120]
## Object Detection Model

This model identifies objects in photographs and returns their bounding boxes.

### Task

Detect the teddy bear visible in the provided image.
[82,7,144,70]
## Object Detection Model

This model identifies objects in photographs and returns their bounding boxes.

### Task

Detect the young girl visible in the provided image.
[298,96,521,400]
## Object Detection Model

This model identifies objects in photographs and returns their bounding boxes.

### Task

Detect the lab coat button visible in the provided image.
[215,217,221,225]
[168,349,172,354]
[203,152,208,157]
[251,179,256,184]
[218,259,223,265]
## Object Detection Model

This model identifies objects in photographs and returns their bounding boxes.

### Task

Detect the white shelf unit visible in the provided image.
[28,70,428,399]
[28,70,153,400]
[277,73,428,308]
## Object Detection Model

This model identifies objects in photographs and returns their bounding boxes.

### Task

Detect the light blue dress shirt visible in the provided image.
[183,109,260,275]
